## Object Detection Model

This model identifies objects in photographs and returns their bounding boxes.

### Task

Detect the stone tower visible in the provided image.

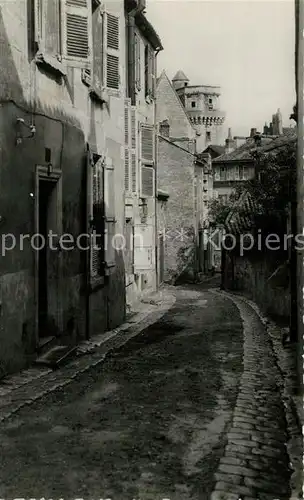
[172,70,226,153]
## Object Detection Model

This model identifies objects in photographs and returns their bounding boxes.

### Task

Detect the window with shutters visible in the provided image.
[34,0,63,73]
[125,99,138,194]
[214,167,220,181]
[34,0,91,73]
[105,13,120,90]
[104,158,116,269]
[140,123,154,198]
[144,44,155,99]
[90,156,104,280]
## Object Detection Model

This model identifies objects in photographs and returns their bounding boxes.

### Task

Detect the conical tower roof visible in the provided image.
[172,70,189,82]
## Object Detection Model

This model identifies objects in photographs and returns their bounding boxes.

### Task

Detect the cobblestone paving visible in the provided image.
[210,292,292,500]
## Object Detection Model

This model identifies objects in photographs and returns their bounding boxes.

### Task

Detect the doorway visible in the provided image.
[38,179,54,337]
[35,166,62,343]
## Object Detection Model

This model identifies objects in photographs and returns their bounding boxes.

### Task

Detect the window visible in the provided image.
[34,0,91,72]
[206,131,211,143]
[89,153,116,281]
[220,166,226,181]
[140,124,155,197]
[89,155,104,280]
[235,165,240,180]
[82,7,120,94]
[239,166,245,180]
[214,167,220,181]
[124,99,138,194]
[191,101,196,108]
[103,158,116,269]
[209,98,212,104]
[144,44,155,99]
[227,167,234,181]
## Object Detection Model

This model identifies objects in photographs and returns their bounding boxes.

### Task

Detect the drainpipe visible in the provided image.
[154,47,160,290]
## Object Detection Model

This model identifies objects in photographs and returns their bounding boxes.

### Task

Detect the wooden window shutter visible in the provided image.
[140,124,154,164]
[105,13,119,89]
[63,0,91,63]
[104,157,116,270]
[91,3,104,93]
[34,0,61,56]
[141,166,154,198]
[131,106,138,193]
[90,156,104,279]
[124,98,131,192]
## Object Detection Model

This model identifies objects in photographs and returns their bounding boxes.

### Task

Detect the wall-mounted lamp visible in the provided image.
[16,118,36,145]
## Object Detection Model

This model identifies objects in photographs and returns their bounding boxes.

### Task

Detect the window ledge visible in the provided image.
[89,86,109,104]
[35,51,67,76]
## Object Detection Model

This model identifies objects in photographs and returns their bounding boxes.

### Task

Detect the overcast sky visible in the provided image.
[147,0,296,138]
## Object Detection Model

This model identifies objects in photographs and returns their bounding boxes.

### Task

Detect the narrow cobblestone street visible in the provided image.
[0,285,293,500]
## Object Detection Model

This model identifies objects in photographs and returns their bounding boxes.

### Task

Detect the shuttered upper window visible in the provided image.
[141,124,154,164]
[105,13,120,89]
[63,0,91,63]
[34,0,92,69]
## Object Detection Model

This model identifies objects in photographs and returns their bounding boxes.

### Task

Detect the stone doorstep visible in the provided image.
[0,288,175,398]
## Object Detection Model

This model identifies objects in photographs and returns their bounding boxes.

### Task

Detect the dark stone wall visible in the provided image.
[0,101,125,375]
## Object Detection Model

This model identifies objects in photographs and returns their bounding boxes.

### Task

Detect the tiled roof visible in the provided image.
[213,129,297,163]
[202,145,225,156]
[172,70,189,82]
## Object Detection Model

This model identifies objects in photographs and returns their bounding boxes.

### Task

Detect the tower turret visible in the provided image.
[173,72,226,152]
[172,70,189,91]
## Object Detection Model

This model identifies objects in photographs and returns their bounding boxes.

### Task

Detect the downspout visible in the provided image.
[154,47,161,290]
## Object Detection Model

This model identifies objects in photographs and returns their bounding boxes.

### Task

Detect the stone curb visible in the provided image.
[0,288,176,424]
[211,289,303,500]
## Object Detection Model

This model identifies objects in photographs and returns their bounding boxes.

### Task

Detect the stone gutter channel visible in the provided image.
[210,290,303,500]
[0,288,176,424]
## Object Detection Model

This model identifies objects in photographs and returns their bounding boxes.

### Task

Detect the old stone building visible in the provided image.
[172,70,226,152]
[0,0,162,375]
[156,71,213,282]
[212,119,295,203]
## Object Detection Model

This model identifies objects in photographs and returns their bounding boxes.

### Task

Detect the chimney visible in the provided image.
[263,123,269,135]
[159,119,170,138]
[276,108,283,135]
[225,127,236,154]
[253,132,262,147]
[250,128,257,137]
